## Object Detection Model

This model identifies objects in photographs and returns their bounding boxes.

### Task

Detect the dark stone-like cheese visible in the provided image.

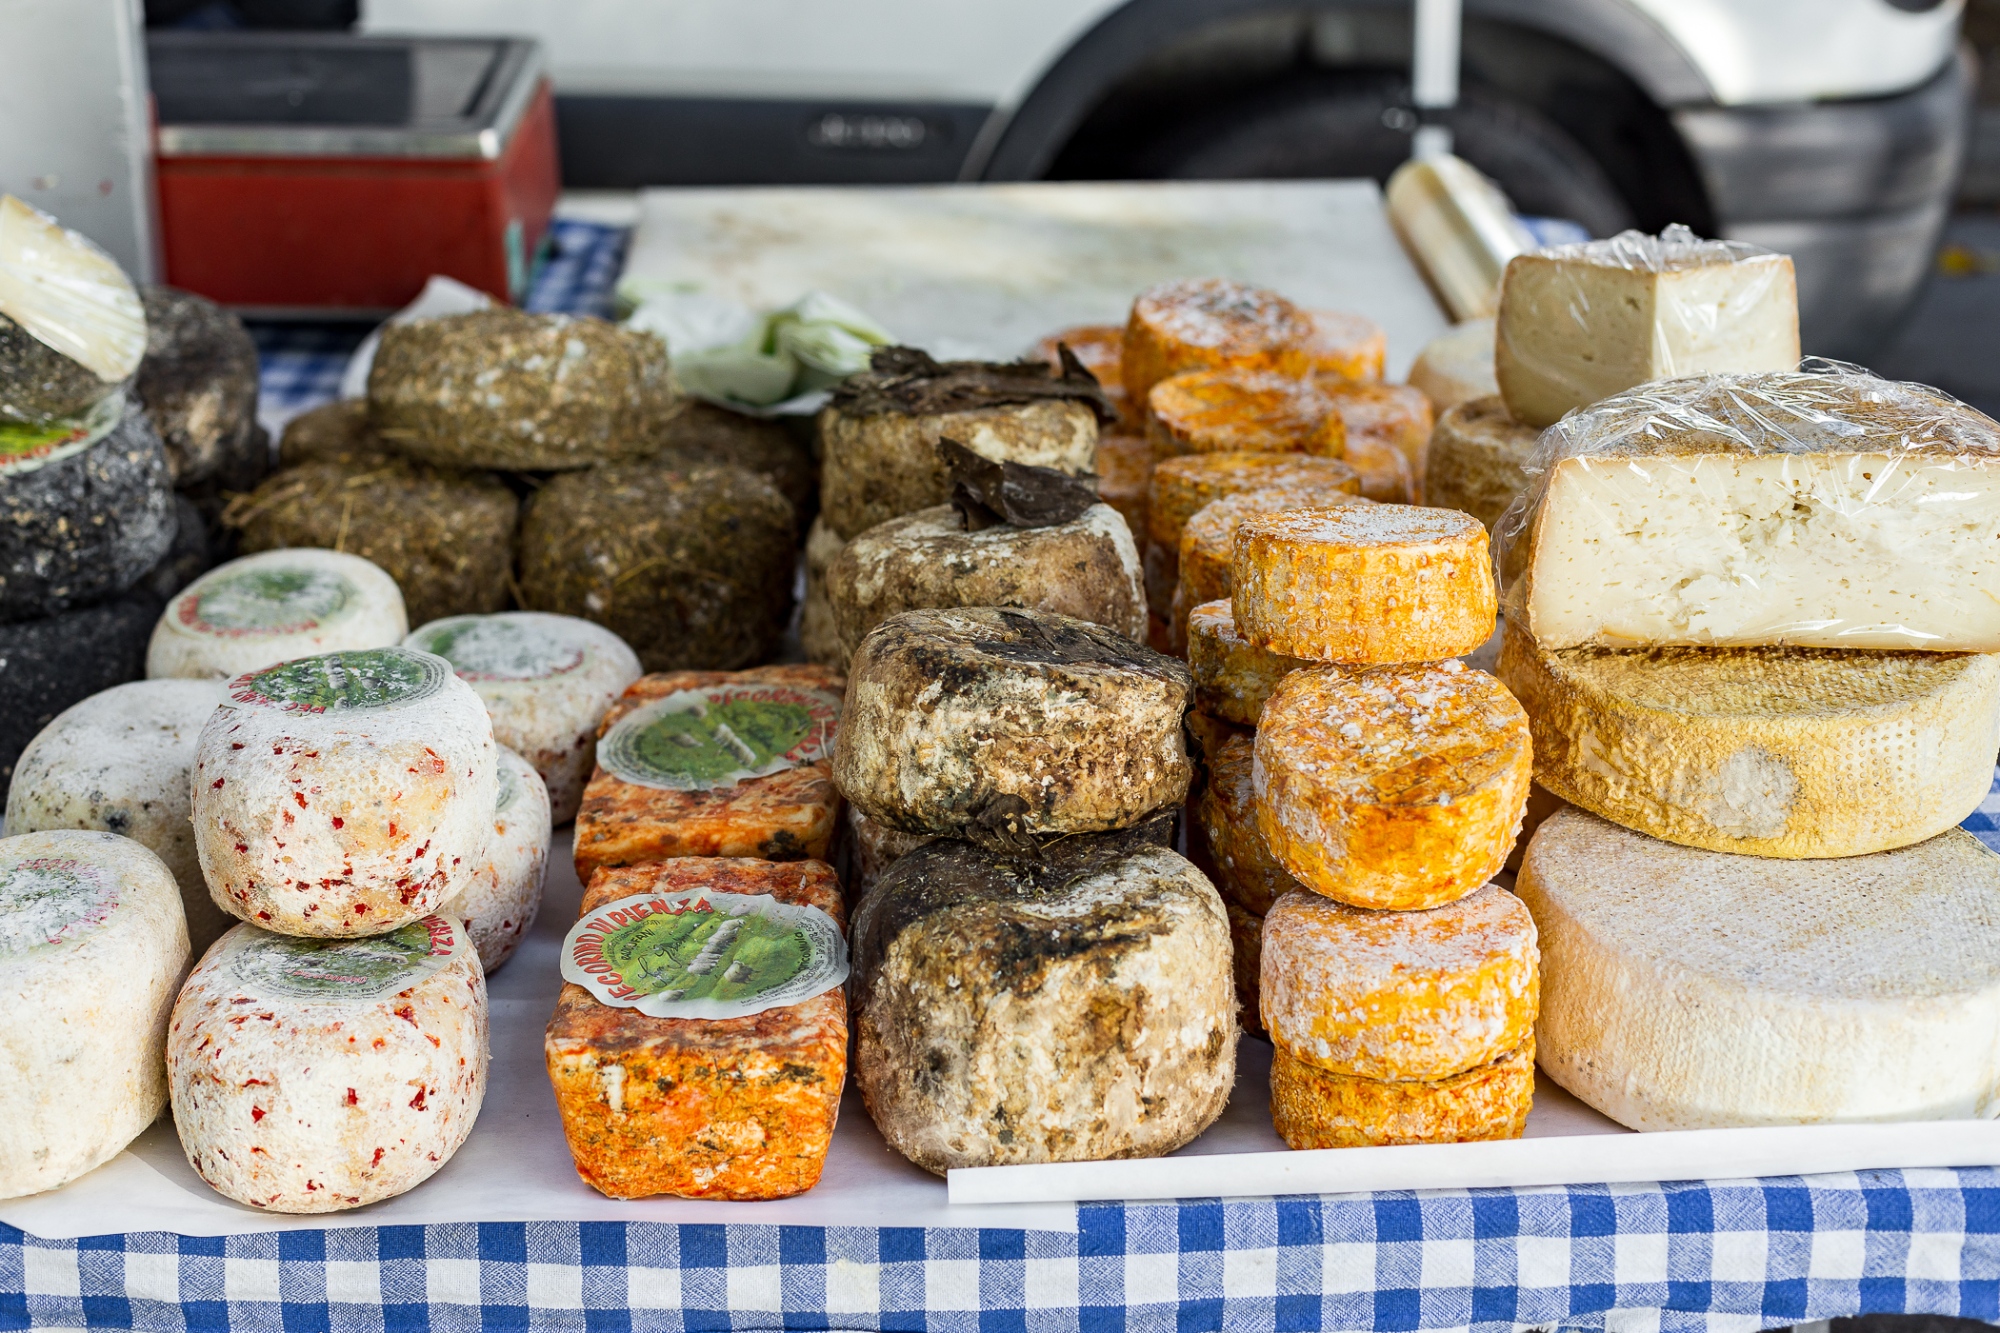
[658,400,816,535]
[135,288,261,488]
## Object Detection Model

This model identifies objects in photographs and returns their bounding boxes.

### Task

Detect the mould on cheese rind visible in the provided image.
[134,287,261,488]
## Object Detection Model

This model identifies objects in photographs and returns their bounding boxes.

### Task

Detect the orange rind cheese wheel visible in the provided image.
[1253,662,1531,910]
[1037,324,1141,434]
[1095,433,1151,540]
[1320,380,1435,473]
[1260,884,1536,1080]
[1178,485,1372,614]
[1146,369,1347,459]
[1123,278,1316,405]
[1343,433,1416,504]
[1231,504,1495,664]
[1188,599,1310,727]
[1228,902,1265,1035]
[1194,732,1304,916]
[1269,1034,1533,1149]
[1147,452,1361,553]
[1304,310,1388,383]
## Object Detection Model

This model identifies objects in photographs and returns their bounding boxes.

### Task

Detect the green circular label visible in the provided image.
[0,392,122,476]
[597,685,841,792]
[177,566,356,638]
[410,617,588,683]
[220,916,461,1002]
[0,856,117,956]
[230,648,448,715]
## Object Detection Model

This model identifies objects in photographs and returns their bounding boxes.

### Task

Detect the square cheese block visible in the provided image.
[1495,226,1799,429]
[573,664,844,883]
[545,857,847,1200]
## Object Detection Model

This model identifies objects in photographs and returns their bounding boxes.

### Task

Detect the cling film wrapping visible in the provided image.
[0,196,146,420]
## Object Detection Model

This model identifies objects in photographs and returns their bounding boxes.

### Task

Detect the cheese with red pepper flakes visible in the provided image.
[166,913,487,1213]
[191,647,497,936]
[0,830,189,1200]
[145,548,407,682]
[573,664,843,884]
[545,856,848,1200]
[440,747,550,973]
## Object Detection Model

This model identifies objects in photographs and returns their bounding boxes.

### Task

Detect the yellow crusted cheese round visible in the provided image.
[1148,452,1361,553]
[1269,1035,1533,1149]
[1320,381,1435,475]
[1254,662,1530,911]
[1122,279,1315,405]
[1192,732,1302,916]
[1145,369,1345,458]
[1303,310,1387,383]
[1095,433,1152,540]
[1424,396,1538,534]
[1232,505,1496,664]
[1187,599,1310,727]
[1178,486,1372,616]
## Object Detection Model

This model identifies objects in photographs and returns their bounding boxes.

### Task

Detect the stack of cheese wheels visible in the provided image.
[1226,501,1537,1148]
[439,746,551,973]
[1316,381,1433,503]
[1145,369,1347,460]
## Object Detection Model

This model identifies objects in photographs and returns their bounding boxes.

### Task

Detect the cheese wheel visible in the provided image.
[167,914,488,1212]
[1506,783,1567,873]
[1269,1036,1534,1149]
[135,287,261,490]
[1145,370,1346,458]
[1255,662,1530,911]
[1319,381,1435,476]
[1343,433,1416,504]
[0,587,169,805]
[6,679,232,954]
[573,664,844,882]
[193,647,498,936]
[1035,324,1141,434]
[847,806,933,903]
[1177,485,1373,615]
[1095,433,1151,540]
[1520,811,2000,1129]
[1424,396,1538,534]
[1232,506,1496,664]
[1187,599,1309,727]
[404,611,643,825]
[1184,709,1250,772]
[835,607,1192,839]
[1261,885,1536,1080]
[851,823,1234,1173]
[827,502,1147,660]
[801,516,846,669]
[1147,451,1362,552]
[1303,309,1387,383]
[1192,733,1302,916]
[1407,318,1497,414]
[1121,278,1315,405]
[148,548,408,681]
[441,748,550,973]
[0,830,189,1199]
[658,400,815,537]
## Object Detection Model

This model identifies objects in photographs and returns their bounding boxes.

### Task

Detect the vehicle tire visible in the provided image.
[1132,73,1634,238]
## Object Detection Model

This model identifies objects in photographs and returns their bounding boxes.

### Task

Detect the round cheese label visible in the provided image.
[229,648,449,715]
[496,756,522,814]
[409,616,588,683]
[217,916,465,1003]
[0,856,117,956]
[597,684,841,792]
[0,391,122,478]
[173,565,357,639]
[561,889,848,1020]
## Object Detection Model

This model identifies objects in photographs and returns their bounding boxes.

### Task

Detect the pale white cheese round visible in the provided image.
[439,747,550,973]
[403,611,641,824]
[0,830,189,1199]
[6,679,231,954]
[192,647,497,937]
[167,913,488,1213]
[147,548,407,681]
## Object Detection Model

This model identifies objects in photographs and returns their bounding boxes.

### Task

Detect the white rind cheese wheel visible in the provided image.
[0,830,189,1199]
[440,748,550,973]
[1520,810,2000,1130]
[167,914,488,1212]
[1498,620,2000,858]
[192,647,497,937]
[1423,396,1538,535]
[5,679,232,955]
[404,611,641,825]
[1407,318,1497,414]
[147,548,408,681]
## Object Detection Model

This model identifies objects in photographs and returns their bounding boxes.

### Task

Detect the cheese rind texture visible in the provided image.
[1269,1035,1533,1149]
[149,549,408,681]
[1254,663,1530,911]
[1261,885,1537,1081]
[1424,396,1539,534]
[440,747,551,972]
[1177,486,1372,617]
[1498,621,2000,857]
[1494,228,1799,429]
[1148,452,1361,552]
[1303,310,1387,384]
[0,830,189,1200]
[167,914,487,1212]
[1519,811,2000,1129]
[1192,733,1302,917]
[1121,279,1315,405]
[1145,369,1345,458]
[1513,370,2000,650]
[1187,600,1309,727]
[1408,318,1497,414]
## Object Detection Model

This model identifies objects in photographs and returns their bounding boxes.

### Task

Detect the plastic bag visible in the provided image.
[1493,360,2000,651]
[625,290,894,413]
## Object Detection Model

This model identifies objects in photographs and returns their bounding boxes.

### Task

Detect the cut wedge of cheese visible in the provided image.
[1192,732,1302,916]
[1122,279,1315,405]
[1519,811,2000,1129]
[1269,1035,1533,1149]
[1408,318,1497,414]
[1146,370,1345,458]
[1303,310,1387,383]
[148,548,408,681]
[1187,599,1309,727]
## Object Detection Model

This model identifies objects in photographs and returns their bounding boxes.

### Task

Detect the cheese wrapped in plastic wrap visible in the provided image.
[1497,365,2000,652]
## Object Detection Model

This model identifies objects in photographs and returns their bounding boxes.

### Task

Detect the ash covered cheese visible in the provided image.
[1408,318,1498,414]
[167,914,487,1212]
[147,548,407,681]
[1121,279,1316,405]
[6,679,232,954]
[827,502,1146,660]
[192,647,497,936]
[440,748,550,973]
[546,857,848,1200]
[1520,811,2000,1129]
[1192,733,1302,917]
[1255,663,1530,911]
[573,664,844,882]
[850,824,1234,1173]
[1269,1036,1533,1149]
[0,830,188,1200]
[834,608,1192,840]
[1145,369,1346,458]
[1498,621,2000,858]
[405,611,643,825]
[801,517,846,669]
[1187,599,1309,727]
[1424,396,1538,534]
[1496,227,1799,429]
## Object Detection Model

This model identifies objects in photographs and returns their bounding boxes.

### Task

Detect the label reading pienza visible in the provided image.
[597,685,840,792]
[411,616,587,682]
[0,856,117,956]
[562,889,847,1020]
[0,391,122,478]
[174,565,356,638]
[218,916,463,1003]
[230,647,448,714]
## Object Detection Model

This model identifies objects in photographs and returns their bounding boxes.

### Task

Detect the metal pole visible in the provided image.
[1410,0,1461,161]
